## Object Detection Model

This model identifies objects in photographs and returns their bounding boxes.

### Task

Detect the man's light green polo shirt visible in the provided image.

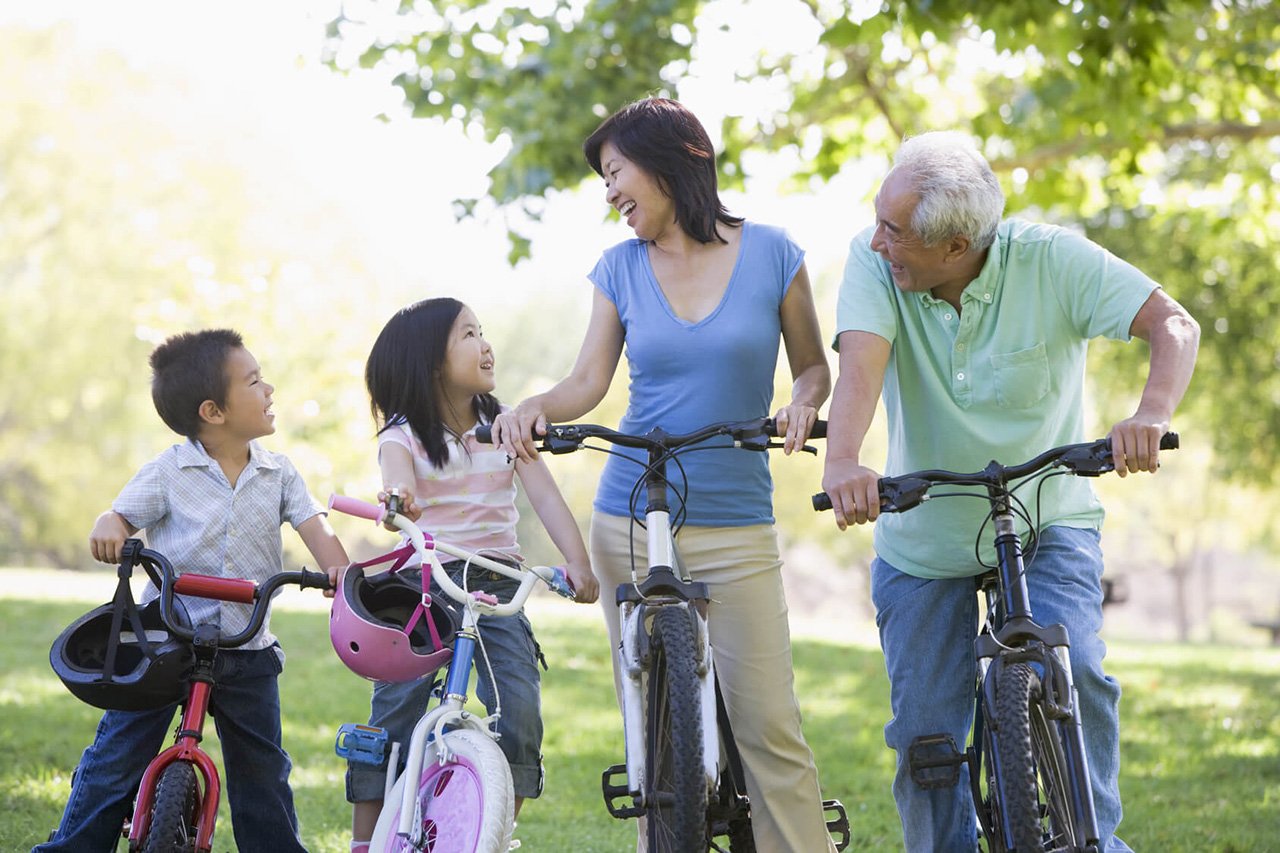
[834,219,1158,579]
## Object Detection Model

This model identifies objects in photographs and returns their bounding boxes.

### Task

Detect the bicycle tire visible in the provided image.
[994,662,1085,853]
[369,728,514,853]
[138,762,200,853]
[645,606,709,853]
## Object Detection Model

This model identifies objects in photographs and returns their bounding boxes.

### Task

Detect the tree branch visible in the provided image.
[990,121,1280,172]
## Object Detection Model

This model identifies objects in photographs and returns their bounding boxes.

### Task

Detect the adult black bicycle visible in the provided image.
[815,432,1177,853]
[480,417,849,853]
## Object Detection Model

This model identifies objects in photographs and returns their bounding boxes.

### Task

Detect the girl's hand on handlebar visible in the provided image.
[492,403,546,464]
[822,458,883,530]
[377,486,422,524]
[773,402,820,455]
[88,511,136,564]
[565,559,600,605]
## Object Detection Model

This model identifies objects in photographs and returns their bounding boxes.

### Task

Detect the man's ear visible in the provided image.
[198,399,224,425]
[945,234,971,262]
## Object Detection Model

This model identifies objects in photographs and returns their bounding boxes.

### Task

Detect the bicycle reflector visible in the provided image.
[50,596,194,712]
[330,567,460,683]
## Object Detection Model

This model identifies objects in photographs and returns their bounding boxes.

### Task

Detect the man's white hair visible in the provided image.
[892,131,1005,251]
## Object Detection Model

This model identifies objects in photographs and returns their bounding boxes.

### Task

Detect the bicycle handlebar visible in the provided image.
[327,494,578,610]
[812,432,1179,513]
[476,416,827,453]
[131,544,333,647]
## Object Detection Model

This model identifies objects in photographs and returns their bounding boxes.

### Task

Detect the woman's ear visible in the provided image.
[198,399,224,425]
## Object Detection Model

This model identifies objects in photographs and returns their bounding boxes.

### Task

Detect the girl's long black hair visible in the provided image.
[364,298,500,469]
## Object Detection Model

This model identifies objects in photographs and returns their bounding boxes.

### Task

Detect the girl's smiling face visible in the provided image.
[439,306,495,398]
[600,140,677,242]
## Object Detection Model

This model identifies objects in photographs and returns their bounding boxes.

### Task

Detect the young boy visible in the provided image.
[36,329,349,852]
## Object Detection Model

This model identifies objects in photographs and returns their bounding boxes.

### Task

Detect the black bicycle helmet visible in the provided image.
[50,595,194,711]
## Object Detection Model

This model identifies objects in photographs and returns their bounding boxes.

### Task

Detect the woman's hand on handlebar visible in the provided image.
[772,402,820,455]
[492,402,547,464]
[564,559,600,605]
[821,458,883,530]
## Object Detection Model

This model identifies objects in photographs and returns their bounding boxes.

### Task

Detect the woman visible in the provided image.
[492,97,836,852]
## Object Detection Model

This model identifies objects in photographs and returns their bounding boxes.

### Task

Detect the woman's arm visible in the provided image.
[494,286,625,462]
[775,262,832,453]
[515,455,599,604]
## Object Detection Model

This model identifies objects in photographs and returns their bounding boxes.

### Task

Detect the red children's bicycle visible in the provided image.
[49,539,331,852]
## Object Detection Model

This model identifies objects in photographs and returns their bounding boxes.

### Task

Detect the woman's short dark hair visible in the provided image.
[149,328,244,439]
[365,298,500,469]
[583,97,742,244]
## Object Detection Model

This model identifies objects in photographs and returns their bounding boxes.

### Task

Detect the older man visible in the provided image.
[822,131,1199,851]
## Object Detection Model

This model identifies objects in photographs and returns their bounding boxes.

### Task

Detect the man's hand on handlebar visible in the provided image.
[772,402,821,456]
[491,404,547,464]
[821,458,883,530]
[1107,414,1169,477]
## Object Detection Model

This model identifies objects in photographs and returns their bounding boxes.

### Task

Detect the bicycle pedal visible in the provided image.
[823,798,851,851]
[601,763,643,819]
[334,723,389,765]
[907,733,964,789]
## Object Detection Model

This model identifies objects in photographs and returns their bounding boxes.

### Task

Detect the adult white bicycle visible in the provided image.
[328,492,577,853]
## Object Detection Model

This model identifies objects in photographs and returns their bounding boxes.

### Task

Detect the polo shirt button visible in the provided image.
[957,372,966,380]
[984,293,992,301]
[944,313,953,320]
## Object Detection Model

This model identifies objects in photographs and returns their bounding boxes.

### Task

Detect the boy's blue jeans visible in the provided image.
[871,526,1133,853]
[346,562,545,803]
[35,644,305,853]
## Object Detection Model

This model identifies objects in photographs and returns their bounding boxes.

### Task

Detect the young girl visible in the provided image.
[346,298,598,851]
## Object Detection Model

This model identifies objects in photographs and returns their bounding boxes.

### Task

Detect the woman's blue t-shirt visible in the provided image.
[589,221,804,526]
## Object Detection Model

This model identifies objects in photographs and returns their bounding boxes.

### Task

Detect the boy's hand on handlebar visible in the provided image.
[322,563,349,598]
[1108,415,1168,477]
[822,458,882,530]
[492,404,546,464]
[88,511,134,564]
[772,402,820,455]
[565,560,600,605]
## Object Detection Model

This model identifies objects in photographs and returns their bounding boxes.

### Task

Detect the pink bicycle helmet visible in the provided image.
[330,566,460,683]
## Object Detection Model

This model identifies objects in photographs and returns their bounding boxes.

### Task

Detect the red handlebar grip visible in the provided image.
[173,574,258,603]
[328,494,386,524]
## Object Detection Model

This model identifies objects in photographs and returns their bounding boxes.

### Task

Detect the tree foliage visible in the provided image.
[327,0,1280,482]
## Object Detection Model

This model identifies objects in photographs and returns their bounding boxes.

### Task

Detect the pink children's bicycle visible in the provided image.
[328,493,577,853]
[50,539,332,852]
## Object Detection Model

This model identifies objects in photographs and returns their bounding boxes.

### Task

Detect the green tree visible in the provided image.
[327,0,1280,481]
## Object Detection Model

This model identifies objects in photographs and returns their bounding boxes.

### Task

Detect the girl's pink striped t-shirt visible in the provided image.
[377,418,522,560]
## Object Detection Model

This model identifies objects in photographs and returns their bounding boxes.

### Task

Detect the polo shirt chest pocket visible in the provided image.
[990,342,1050,408]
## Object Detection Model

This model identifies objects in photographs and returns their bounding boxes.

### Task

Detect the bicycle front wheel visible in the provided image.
[369,728,514,853]
[138,762,200,853]
[645,605,709,853]
[994,662,1085,853]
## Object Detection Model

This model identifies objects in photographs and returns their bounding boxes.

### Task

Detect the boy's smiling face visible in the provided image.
[207,346,276,441]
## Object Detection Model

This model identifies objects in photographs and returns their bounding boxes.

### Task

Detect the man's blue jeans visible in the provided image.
[35,645,306,853]
[871,526,1133,852]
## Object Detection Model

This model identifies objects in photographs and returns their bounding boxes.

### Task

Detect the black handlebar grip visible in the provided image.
[476,424,493,444]
[812,492,832,512]
[1160,431,1179,450]
[809,419,827,440]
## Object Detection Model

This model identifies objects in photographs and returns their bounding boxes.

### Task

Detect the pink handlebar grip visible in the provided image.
[328,494,386,525]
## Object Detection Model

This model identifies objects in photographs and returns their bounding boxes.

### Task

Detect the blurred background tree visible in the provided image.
[3,0,1277,642]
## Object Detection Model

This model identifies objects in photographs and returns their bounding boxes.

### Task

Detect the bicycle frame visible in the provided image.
[121,541,331,852]
[328,494,576,850]
[970,477,1100,850]
[816,433,1177,852]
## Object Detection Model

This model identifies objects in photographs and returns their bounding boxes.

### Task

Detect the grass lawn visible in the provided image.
[2,580,1277,851]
